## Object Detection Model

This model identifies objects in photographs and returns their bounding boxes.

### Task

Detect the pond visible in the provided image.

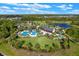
[55,23,71,29]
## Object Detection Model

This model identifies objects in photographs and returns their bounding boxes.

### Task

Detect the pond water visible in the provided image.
[55,23,71,29]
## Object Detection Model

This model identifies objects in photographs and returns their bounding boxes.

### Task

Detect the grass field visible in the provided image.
[0,37,79,56]
[17,36,61,50]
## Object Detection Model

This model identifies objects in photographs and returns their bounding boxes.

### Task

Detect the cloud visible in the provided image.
[17,3,30,6]
[0,6,16,13]
[31,3,51,8]
[0,9,16,14]
[7,3,52,9]
[1,3,74,14]
[69,10,79,14]
[69,4,73,7]
[1,9,16,13]
[36,9,57,14]
[5,9,16,13]
[13,7,57,14]
[7,3,53,14]
[13,7,39,12]
[0,3,55,14]
[0,6,10,10]
[57,4,73,10]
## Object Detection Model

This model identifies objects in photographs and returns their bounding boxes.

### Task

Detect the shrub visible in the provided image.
[44,44,50,52]
[34,43,41,51]
[22,44,27,49]
[17,41,25,48]
[26,42,33,50]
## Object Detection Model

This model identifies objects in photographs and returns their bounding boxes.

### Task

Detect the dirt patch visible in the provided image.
[11,47,57,56]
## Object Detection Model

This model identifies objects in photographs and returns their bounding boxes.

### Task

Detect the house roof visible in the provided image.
[41,27,53,33]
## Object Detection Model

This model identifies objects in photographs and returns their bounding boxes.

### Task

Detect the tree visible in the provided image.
[0,20,16,39]
[34,43,41,51]
[26,42,33,50]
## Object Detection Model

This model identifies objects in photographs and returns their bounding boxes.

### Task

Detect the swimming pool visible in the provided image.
[30,30,37,37]
[21,31,29,37]
[20,30,37,37]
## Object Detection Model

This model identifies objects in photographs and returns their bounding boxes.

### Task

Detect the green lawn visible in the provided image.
[0,34,79,56]
[53,43,79,56]
[0,37,79,56]
[17,36,62,51]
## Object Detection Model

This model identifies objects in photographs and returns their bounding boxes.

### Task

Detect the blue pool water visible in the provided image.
[21,30,37,37]
[21,31,29,37]
[30,30,37,37]
[55,23,71,29]
[31,31,37,35]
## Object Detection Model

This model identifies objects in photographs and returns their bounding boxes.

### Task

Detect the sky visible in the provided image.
[0,3,79,14]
